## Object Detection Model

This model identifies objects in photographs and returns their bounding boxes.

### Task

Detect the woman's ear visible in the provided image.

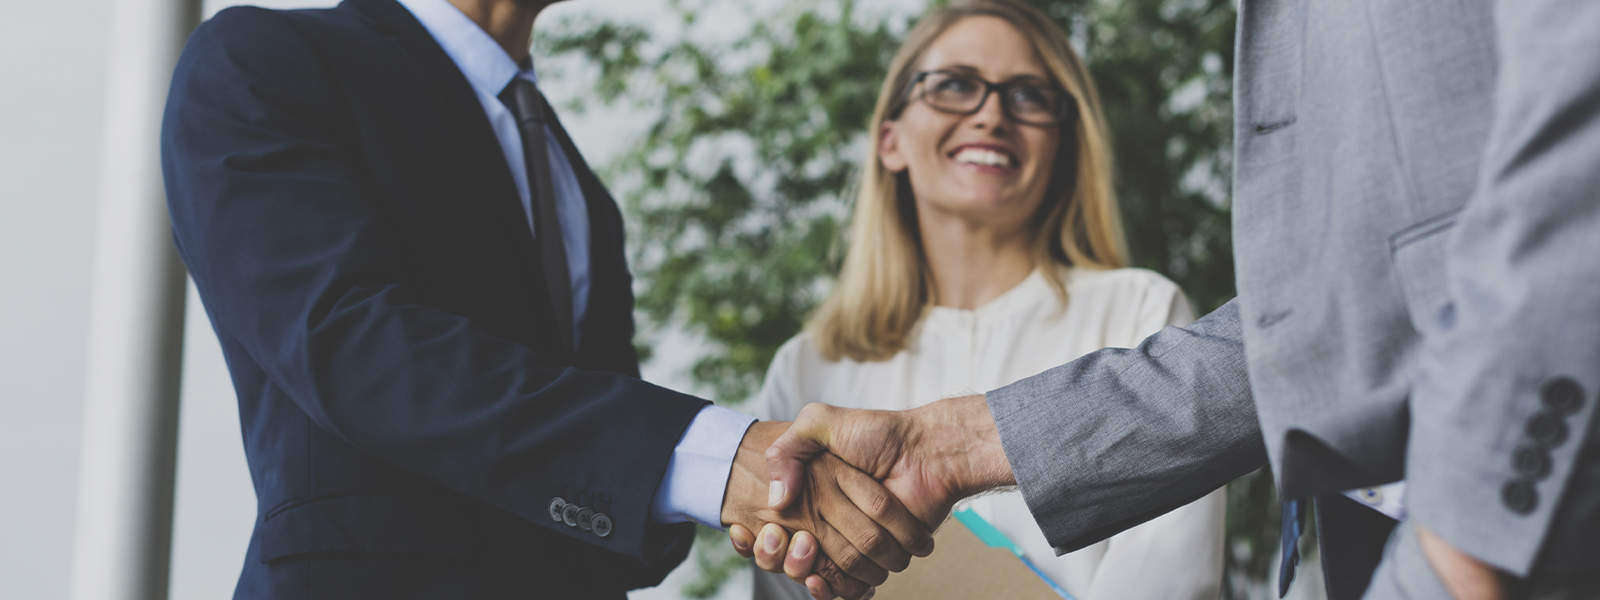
[879,121,909,172]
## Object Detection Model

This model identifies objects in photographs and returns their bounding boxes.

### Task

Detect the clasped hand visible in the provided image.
[720,421,936,600]
[726,397,1012,599]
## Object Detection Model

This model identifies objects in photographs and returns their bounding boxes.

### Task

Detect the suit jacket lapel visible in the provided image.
[342,0,545,288]
[541,92,628,359]
[343,0,623,362]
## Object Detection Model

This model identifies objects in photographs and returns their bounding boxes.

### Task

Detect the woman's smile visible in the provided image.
[948,143,1020,171]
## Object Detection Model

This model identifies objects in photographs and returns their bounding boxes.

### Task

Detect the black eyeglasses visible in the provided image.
[902,70,1075,126]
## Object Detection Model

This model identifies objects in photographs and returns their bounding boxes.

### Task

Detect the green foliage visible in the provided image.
[544,0,1278,596]
[1068,0,1238,310]
[547,1,901,403]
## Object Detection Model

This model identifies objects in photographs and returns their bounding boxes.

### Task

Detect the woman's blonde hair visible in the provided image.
[807,0,1129,362]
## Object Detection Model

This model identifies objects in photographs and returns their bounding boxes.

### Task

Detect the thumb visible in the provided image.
[765,403,838,509]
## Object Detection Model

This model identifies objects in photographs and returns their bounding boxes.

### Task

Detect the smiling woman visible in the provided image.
[740,1,1226,599]
[807,0,1126,363]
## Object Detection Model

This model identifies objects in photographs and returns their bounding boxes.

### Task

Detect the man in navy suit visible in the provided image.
[160,0,932,597]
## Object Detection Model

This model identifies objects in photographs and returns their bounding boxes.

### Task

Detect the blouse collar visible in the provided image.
[924,268,1055,328]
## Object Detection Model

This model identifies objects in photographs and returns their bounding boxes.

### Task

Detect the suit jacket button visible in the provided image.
[1542,378,1585,415]
[592,513,613,538]
[1502,481,1538,515]
[576,507,595,531]
[1512,446,1552,480]
[563,503,582,527]
[548,497,567,522]
[1526,413,1569,447]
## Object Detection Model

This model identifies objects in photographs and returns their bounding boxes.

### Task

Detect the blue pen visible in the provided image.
[953,507,1076,600]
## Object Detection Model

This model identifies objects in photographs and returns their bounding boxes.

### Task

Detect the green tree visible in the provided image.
[543,1,1282,597]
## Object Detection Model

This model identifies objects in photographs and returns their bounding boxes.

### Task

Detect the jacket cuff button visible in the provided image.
[592,513,613,538]
[1502,480,1538,515]
[562,503,582,527]
[577,507,595,531]
[548,498,567,523]
[1512,446,1552,480]
[1526,413,1569,447]
[1541,377,1585,415]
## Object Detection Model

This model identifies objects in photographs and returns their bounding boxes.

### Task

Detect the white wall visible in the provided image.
[0,2,113,597]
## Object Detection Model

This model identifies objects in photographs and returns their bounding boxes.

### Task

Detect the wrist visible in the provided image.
[910,394,1014,501]
[1417,524,1506,600]
[720,420,786,527]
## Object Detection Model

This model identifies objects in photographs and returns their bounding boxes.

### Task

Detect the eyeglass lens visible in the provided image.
[921,71,1067,125]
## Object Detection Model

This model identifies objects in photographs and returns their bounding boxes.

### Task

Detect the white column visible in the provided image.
[69,0,203,597]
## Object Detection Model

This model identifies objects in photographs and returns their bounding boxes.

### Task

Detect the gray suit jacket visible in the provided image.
[987,0,1600,586]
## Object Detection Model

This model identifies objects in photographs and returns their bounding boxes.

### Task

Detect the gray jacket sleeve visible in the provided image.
[985,299,1264,554]
[1406,0,1600,576]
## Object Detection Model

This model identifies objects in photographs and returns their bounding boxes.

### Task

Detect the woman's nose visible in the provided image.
[968,90,1010,131]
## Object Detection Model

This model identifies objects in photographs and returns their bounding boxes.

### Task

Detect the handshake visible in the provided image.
[717,395,1016,600]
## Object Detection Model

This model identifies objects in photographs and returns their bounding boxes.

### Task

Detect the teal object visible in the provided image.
[953,507,1076,600]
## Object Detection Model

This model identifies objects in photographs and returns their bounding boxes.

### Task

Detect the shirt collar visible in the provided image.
[924,268,1052,325]
[395,0,536,97]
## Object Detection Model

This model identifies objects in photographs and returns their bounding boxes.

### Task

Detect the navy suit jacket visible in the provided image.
[160,0,707,596]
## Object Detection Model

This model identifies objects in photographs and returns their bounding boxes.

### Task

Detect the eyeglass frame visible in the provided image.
[895,69,1078,127]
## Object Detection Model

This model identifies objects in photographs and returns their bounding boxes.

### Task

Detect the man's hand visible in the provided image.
[1417,524,1505,600]
[744,396,1016,598]
[722,421,934,600]
[768,395,1015,521]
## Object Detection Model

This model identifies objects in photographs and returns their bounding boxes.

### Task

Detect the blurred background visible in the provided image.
[0,0,1318,597]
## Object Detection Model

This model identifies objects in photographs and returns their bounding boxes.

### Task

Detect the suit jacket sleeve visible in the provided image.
[985,299,1263,554]
[1406,0,1600,575]
[161,8,706,571]
[1082,281,1224,599]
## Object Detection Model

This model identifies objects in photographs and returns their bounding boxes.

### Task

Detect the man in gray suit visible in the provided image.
[752,0,1600,597]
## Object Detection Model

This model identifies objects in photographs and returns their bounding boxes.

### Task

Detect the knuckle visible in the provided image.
[835,547,867,573]
[865,492,892,519]
[814,558,840,579]
[858,529,889,557]
[815,559,856,592]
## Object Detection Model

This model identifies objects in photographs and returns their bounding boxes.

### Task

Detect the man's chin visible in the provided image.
[516,0,563,11]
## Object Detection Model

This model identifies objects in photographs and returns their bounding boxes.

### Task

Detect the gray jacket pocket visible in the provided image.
[1389,210,1460,336]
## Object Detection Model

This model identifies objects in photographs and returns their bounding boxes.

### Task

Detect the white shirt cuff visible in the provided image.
[650,404,756,528]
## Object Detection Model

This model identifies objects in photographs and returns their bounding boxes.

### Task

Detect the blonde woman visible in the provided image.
[731,1,1224,598]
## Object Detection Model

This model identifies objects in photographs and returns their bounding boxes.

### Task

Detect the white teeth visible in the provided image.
[953,148,1016,168]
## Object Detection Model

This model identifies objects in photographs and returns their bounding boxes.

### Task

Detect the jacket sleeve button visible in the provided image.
[577,507,595,531]
[1512,446,1552,480]
[1541,377,1585,415]
[548,498,567,523]
[1526,413,1569,447]
[1502,480,1538,515]
[592,513,613,538]
[563,504,582,527]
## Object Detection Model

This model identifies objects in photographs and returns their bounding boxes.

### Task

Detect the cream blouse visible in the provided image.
[750,267,1225,600]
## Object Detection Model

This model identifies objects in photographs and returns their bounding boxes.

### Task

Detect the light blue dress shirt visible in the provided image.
[397,0,753,529]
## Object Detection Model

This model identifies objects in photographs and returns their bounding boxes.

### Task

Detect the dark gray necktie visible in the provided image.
[499,76,574,353]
